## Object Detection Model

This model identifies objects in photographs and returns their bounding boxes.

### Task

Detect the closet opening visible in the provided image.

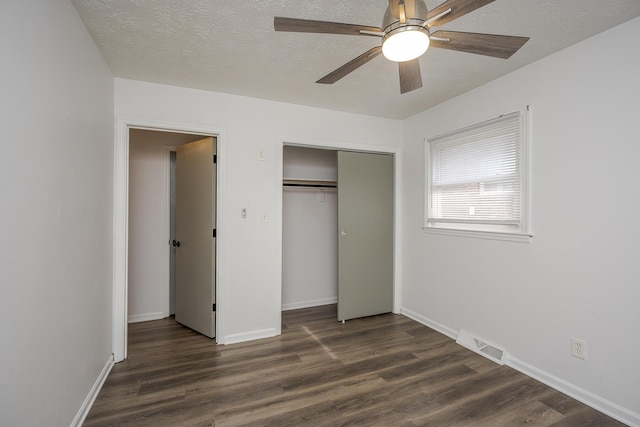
[281,145,395,323]
[282,146,338,311]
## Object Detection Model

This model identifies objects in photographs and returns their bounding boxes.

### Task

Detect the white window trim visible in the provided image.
[424,227,532,243]
[423,106,532,243]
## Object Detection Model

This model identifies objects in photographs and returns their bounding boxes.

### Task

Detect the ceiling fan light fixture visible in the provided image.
[382,27,430,62]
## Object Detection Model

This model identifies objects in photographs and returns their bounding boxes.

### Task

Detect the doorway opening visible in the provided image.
[113,120,223,362]
[128,129,207,324]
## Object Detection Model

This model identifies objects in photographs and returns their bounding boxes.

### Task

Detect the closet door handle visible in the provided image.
[340,230,347,236]
[172,239,181,247]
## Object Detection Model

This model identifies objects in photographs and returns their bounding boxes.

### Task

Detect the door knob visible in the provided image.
[340,230,347,236]
[172,240,181,247]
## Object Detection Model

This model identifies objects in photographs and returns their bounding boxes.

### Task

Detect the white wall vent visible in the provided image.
[456,329,506,365]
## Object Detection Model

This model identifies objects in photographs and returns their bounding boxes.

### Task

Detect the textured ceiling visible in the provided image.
[71,0,640,119]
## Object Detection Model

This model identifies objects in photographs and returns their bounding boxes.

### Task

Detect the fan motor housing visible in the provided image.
[382,21,431,45]
[382,0,429,30]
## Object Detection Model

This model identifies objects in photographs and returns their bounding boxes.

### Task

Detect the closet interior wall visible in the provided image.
[282,146,338,311]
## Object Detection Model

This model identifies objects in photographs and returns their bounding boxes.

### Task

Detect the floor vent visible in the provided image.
[456,329,506,365]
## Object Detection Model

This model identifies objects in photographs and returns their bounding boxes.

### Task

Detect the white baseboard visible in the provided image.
[400,307,639,427]
[507,356,640,427]
[127,311,164,323]
[400,307,458,340]
[282,297,337,311]
[70,354,114,427]
[221,328,278,345]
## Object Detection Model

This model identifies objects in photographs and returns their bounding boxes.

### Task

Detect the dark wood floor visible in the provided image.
[84,305,623,426]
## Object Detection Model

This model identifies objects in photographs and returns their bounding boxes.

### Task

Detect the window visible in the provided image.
[424,109,531,241]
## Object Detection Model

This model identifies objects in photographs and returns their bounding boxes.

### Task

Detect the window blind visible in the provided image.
[427,112,522,230]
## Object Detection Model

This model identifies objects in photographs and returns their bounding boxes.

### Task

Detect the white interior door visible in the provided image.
[175,137,216,338]
[169,151,176,315]
[337,151,394,322]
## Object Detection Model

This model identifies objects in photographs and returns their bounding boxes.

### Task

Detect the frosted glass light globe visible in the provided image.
[382,29,430,62]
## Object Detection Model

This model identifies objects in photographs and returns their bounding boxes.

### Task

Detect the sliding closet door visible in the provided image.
[337,151,393,321]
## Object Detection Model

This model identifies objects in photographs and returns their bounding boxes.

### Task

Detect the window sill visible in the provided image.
[422,226,532,243]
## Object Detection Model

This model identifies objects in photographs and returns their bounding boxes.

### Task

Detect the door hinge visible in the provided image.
[212,303,216,312]
[212,229,216,238]
[213,154,217,164]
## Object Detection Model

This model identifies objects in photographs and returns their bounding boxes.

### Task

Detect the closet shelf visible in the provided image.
[283,178,337,188]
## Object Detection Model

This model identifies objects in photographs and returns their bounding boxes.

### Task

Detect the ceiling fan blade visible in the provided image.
[274,17,382,36]
[399,59,422,94]
[430,30,529,59]
[426,0,495,27]
[317,47,383,84]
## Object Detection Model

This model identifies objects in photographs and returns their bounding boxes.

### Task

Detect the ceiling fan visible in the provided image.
[274,0,529,94]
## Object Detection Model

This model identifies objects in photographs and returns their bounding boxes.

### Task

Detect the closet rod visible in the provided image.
[283,183,337,188]
[282,178,337,189]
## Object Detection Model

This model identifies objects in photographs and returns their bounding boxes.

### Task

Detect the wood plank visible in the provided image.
[84,305,624,426]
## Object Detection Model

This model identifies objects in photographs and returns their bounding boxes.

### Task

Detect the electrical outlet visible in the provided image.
[571,337,587,360]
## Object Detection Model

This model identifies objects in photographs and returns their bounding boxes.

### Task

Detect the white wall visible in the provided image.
[128,130,203,322]
[282,147,337,310]
[0,1,114,426]
[402,16,640,425]
[115,79,403,343]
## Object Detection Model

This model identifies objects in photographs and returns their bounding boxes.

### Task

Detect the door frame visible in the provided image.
[276,137,403,333]
[113,118,226,362]
[163,145,177,318]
